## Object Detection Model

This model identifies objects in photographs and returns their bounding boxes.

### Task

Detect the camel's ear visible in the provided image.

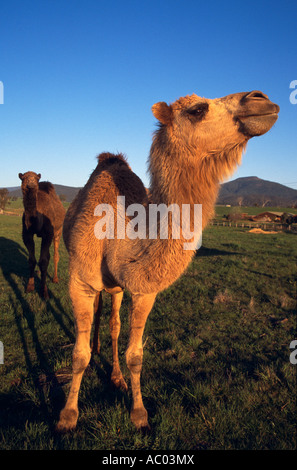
[152,102,173,125]
[37,173,41,180]
[18,173,23,180]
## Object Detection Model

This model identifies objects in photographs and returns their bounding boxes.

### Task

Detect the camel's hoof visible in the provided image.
[52,277,59,284]
[26,282,35,293]
[26,287,35,294]
[130,408,150,432]
[111,374,128,392]
[91,341,100,356]
[56,408,78,433]
[42,287,49,300]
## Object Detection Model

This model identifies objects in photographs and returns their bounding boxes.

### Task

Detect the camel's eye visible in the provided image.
[186,103,209,121]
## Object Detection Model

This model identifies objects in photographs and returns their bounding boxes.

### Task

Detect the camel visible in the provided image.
[19,171,66,300]
[56,90,279,432]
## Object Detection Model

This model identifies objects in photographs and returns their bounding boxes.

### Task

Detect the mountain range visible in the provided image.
[217,177,297,207]
[5,177,297,207]
[7,184,81,202]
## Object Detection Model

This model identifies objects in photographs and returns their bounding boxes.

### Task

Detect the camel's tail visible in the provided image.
[92,291,103,355]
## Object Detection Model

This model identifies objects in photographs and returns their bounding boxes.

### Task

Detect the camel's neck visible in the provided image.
[148,130,244,230]
[23,188,38,216]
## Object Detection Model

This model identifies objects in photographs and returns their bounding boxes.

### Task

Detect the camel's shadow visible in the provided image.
[0,235,51,296]
[0,236,28,282]
[195,245,242,257]
[0,237,75,430]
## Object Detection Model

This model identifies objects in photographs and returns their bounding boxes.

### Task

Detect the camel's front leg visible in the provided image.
[126,293,156,430]
[56,279,95,432]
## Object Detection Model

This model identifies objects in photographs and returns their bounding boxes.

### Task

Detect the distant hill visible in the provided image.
[7,184,82,202]
[4,176,297,207]
[217,177,297,207]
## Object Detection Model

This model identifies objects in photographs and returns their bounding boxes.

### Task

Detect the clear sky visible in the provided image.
[0,0,296,190]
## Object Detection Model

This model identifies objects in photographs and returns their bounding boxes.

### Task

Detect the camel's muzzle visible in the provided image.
[230,90,280,137]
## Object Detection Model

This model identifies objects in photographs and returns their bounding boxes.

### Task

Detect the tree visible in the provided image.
[237,196,243,207]
[0,188,9,210]
[260,196,271,207]
[281,213,296,226]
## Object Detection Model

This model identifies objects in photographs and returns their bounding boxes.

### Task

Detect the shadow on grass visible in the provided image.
[0,237,132,443]
[89,352,131,411]
[0,237,75,434]
[195,245,242,257]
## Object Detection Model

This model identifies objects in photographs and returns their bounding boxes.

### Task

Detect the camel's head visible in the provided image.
[19,171,41,193]
[152,91,279,156]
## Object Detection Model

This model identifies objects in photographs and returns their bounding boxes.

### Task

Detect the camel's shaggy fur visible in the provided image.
[19,171,65,299]
[56,90,279,432]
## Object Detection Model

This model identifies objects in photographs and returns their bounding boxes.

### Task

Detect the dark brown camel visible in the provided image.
[19,171,66,299]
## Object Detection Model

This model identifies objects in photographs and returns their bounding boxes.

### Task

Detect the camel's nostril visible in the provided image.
[245,91,268,100]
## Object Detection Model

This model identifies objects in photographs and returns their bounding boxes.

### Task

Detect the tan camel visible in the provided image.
[19,171,66,299]
[56,90,279,432]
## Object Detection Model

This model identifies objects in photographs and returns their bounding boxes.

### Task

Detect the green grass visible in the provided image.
[3,197,70,215]
[0,213,296,450]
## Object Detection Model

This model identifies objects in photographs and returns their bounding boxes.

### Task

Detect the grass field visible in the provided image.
[0,209,296,450]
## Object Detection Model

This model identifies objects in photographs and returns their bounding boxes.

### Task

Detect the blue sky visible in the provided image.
[0,0,296,190]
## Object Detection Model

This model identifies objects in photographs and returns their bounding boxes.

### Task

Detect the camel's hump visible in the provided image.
[38,181,55,194]
[97,152,131,169]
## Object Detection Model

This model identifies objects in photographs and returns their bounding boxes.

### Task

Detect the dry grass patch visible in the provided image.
[213,289,234,304]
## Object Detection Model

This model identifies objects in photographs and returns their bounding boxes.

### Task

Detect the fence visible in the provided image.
[209,220,297,232]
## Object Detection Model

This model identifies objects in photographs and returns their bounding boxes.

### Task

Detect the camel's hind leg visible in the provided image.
[39,234,53,300]
[52,228,62,283]
[56,278,95,432]
[92,291,127,391]
[92,291,103,355]
[126,293,156,430]
[109,291,127,391]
